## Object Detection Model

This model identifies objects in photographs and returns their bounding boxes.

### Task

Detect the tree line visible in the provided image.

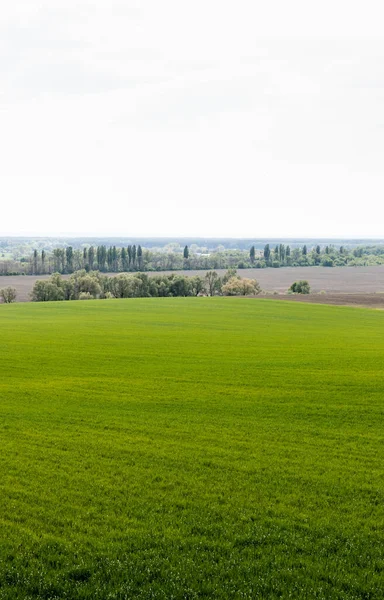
[1,272,312,303]
[30,270,262,302]
[1,243,384,276]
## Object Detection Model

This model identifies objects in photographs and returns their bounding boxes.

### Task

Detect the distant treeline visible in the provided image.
[30,270,261,301]
[1,243,384,276]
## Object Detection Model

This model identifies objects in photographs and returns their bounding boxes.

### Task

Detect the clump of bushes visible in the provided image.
[30,270,262,302]
[289,280,311,294]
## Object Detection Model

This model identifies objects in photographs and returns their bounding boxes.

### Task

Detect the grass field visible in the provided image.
[0,298,383,599]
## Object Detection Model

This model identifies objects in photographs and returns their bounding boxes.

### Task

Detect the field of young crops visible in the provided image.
[0,298,383,599]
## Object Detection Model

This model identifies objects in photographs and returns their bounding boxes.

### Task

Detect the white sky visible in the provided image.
[1,0,384,238]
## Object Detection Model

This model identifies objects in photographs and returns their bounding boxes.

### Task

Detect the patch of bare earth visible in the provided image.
[258,293,384,309]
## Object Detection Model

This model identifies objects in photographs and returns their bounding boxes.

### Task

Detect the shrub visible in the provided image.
[222,277,261,296]
[289,281,311,294]
[31,281,65,302]
[0,287,17,303]
[79,292,93,300]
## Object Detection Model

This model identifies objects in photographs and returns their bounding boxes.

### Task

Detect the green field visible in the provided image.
[0,299,383,599]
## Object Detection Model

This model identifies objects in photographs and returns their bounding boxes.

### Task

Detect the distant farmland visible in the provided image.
[1,298,384,598]
[2,265,384,302]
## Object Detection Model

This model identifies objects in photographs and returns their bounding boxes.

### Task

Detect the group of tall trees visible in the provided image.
[2,242,384,276]
[50,245,143,274]
[30,270,262,302]
[250,243,380,268]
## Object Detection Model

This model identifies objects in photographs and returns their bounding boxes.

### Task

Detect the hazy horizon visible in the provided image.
[2,1,384,238]
[1,233,384,242]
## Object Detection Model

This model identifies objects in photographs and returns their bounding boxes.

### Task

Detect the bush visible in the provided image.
[31,281,65,302]
[289,280,311,294]
[0,287,17,303]
[79,292,93,300]
[222,277,261,296]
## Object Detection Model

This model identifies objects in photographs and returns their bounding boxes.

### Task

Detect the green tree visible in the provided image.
[137,245,143,270]
[31,280,65,301]
[41,250,46,273]
[88,246,95,270]
[66,247,74,273]
[183,245,189,259]
[205,271,221,296]
[222,277,261,296]
[190,276,205,296]
[121,247,128,271]
[33,249,38,274]
[250,246,255,264]
[289,280,311,294]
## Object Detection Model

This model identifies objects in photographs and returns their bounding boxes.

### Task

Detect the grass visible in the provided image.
[0,298,383,599]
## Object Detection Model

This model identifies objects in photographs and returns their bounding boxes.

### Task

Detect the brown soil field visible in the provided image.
[1,266,384,305]
[259,293,384,309]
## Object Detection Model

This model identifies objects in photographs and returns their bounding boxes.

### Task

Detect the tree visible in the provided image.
[137,245,143,270]
[289,280,311,294]
[321,257,334,267]
[222,277,261,296]
[316,245,321,255]
[33,249,38,274]
[190,276,205,296]
[74,275,102,298]
[169,275,192,297]
[132,245,137,268]
[183,245,189,259]
[31,281,65,301]
[88,246,95,270]
[112,246,118,271]
[250,246,255,264]
[205,271,221,296]
[53,248,65,273]
[96,245,107,271]
[222,269,239,285]
[264,244,270,262]
[302,245,307,256]
[41,250,46,273]
[66,246,74,273]
[121,247,128,271]
[0,287,17,303]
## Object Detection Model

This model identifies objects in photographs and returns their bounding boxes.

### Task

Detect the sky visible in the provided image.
[1,0,384,238]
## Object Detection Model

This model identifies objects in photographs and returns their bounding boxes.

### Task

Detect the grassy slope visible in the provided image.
[0,298,383,599]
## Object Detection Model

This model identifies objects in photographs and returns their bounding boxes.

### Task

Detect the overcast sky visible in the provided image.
[1,1,384,238]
